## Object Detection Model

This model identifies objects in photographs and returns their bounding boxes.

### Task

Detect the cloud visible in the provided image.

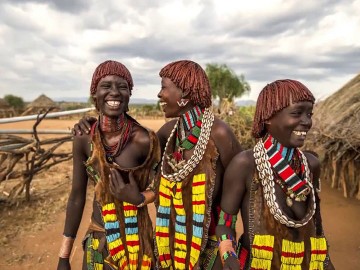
[0,0,359,102]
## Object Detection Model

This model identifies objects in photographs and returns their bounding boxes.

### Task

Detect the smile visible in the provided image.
[106,101,121,107]
[293,131,307,136]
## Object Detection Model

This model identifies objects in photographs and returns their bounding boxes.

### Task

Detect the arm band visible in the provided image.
[218,209,237,229]
[59,235,75,258]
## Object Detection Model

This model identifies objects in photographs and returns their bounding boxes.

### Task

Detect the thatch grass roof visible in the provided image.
[0,98,11,109]
[21,94,60,116]
[306,73,360,159]
[26,94,58,108]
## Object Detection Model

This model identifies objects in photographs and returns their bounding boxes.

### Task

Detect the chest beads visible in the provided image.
[162,107,214,181]
[253,135,316,228]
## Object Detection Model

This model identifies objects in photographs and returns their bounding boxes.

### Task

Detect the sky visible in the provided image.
[0,0,359,103]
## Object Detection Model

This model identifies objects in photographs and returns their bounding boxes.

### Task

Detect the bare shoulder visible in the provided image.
[231,149,255,170]
[156,119,177,148]
[132,124,151,148]
[303,150,321,172]
[211,117,235,139]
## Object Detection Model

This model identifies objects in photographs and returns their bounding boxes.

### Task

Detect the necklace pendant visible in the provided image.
[286,196,293,207]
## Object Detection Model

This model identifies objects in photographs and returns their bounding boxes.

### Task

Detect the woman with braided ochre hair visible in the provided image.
[154,60,242,270]
[216,79,335,270]
[74,60,243,269]
[57,60,160,270]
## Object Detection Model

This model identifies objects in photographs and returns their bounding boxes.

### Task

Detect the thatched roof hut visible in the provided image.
[0,98,15,118]
[305,73,360,199]
[0,98,10,109]
[21,94,60,116]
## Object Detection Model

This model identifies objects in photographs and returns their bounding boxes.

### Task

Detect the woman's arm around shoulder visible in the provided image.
[211,117,243,169]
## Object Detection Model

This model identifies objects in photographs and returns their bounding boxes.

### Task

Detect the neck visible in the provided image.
[264,134,295,162]
[99,113,126,133]
[180,105,203,131]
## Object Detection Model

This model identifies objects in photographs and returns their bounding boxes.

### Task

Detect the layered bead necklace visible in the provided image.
[166,105,204,172]
[253,134,316,228]
[100,113,133,162]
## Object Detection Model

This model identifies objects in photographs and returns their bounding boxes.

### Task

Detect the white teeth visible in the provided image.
[159,102,167,107]
[293,131,307,136]
[106,101,120,107]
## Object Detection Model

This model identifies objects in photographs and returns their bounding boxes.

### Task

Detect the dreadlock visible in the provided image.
[252,79,315,138]
[159,60,212,108]
[90,60,134,95]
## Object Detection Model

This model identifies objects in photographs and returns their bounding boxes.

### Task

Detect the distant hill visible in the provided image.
[235,99,256,107]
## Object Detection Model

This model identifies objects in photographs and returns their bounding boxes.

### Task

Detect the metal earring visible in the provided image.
[177,98,189,107]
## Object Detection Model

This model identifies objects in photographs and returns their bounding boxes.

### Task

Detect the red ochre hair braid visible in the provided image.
[90,60,134,95]
[252,79,315,138]
[159,60,212,108]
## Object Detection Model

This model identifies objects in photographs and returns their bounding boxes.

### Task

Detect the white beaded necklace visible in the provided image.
[253,139,316,228]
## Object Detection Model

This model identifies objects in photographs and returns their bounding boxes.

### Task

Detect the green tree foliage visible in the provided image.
[222,106,256,150]
[205,63,251,111]
[4,94,25,109]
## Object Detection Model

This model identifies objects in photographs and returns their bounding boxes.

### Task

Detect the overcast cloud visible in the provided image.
[0,0,359,102]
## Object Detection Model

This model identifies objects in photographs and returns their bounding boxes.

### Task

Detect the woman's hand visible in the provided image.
[57,257,71,270]
[223,256,240,270]
[72,116,97,136]
[109,170,143,205]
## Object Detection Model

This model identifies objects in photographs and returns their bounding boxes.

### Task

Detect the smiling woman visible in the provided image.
[216,79,335,270]
[57,60,161,270]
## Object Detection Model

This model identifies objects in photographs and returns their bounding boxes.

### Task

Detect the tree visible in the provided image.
[4,94,25,110]
[205,63,250,113]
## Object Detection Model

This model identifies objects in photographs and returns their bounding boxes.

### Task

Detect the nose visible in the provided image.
[301,113,312,127]
[157,88,163,99]
[109,84,121,95]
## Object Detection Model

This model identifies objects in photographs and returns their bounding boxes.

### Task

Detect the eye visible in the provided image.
[100,83,111,89]
[291,111,302,116]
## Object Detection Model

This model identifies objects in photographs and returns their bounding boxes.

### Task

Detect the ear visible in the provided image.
[182,89,191,98]
[91,96,99,110]
[265,119,271,125]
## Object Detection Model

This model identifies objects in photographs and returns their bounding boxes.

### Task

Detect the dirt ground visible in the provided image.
[0,119,359,270]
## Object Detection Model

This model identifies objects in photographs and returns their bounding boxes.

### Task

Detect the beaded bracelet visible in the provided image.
[222,250,237,262]
[218,234,237,248]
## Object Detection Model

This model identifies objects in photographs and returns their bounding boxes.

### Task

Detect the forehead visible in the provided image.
[98,75,128,84]
[161,77,175,85]
[272,101,313,116]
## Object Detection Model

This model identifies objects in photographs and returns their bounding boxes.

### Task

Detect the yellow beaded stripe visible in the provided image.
[251,234,274,270]
[189,173,206,269]
[123,202,140,270]
[141,254,152,270]
[156,176,172,267]
[173,180,187,270]
[280,239,304,270]
[309,237,327,270]
[155,174,207,269]
[102,203,128,268]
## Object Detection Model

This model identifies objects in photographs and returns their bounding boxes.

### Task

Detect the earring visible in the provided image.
[177,98,189,107]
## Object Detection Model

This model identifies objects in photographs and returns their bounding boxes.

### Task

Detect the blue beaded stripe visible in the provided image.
[106,233,121,243]
[175,215,186,234]
[105,221,119,230]
[156,206,171,227]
